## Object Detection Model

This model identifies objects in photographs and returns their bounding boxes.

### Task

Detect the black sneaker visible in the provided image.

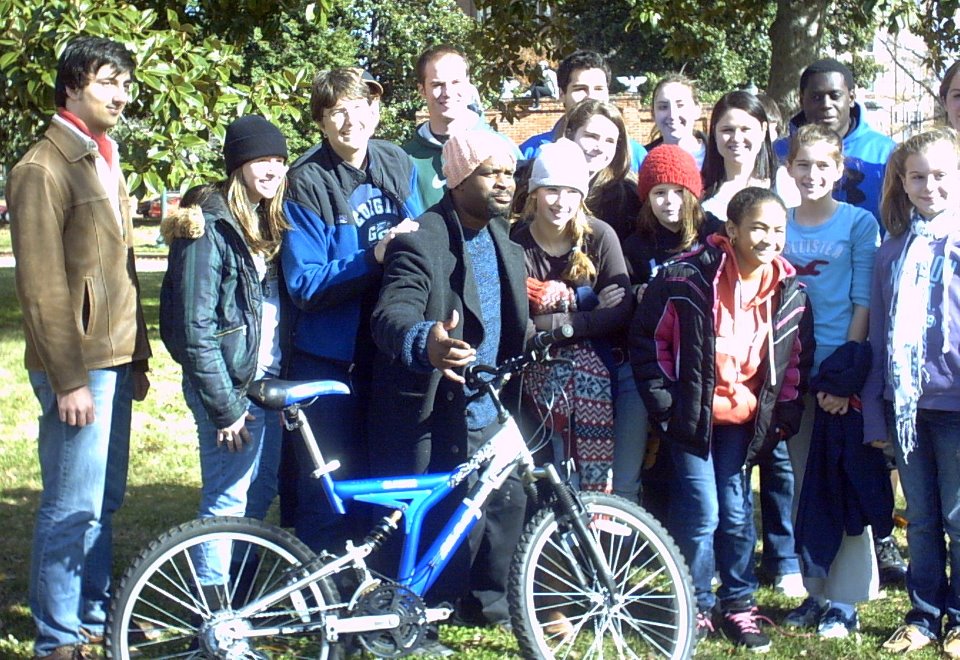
[875,535,907,586]
[720,606,771,653]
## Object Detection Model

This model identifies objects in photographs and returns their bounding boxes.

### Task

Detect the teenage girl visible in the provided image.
[555,98,639,241]
[630,187,813,652]
[512,138,632,491]
[780,124,885,638]
[940,61,960,132]
[863,127,960,656]
[616,144,722,505]
[160,115,289,591]
[644,74,707,168]
[701,91,778,220]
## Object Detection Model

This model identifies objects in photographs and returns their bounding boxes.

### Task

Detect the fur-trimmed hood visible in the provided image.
[160,204,206,244]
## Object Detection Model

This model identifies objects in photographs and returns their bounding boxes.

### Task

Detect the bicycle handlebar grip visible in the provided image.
[530,324,574,351]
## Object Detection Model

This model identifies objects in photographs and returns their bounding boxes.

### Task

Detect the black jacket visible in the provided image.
[160,189,263,428]
[629,240,814,465]
[370,195,530,469]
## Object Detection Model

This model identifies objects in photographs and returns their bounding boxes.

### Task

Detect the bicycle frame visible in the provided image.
[288,403,536,597]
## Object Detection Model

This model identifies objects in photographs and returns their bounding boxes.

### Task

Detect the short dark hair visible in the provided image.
[557,50,611,94]
[55,36,136,107]
[310,68,377,124]
[415,44,469,85]
[799,58,854,93]
[727,186,785,226]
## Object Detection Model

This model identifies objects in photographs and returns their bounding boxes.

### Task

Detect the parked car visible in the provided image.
[137,191,181,218]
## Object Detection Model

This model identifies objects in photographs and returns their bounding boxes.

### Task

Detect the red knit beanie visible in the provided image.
[637,144,703,202]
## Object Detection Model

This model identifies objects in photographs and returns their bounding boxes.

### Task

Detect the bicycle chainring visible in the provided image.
[352,583,427,657]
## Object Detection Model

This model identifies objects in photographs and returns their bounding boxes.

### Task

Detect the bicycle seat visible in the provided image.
[247,378,351,410]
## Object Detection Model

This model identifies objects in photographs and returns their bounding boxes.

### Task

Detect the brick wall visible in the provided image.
[416,95,712,149]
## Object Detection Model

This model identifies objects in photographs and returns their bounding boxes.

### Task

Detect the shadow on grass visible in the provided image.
[0,482,200,648]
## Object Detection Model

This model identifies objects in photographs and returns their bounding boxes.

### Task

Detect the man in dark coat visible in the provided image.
[371,130,530,627]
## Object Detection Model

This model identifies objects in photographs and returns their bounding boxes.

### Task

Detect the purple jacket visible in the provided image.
[862,229,960,444]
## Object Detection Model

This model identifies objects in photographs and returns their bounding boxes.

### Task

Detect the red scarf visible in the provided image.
[57,109,113,168]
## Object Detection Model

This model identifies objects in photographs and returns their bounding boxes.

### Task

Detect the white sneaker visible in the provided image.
[773,573,807,598]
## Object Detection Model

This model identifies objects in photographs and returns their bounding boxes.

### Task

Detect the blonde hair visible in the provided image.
[636,187,707,253]
[881,127,960,237]
[521,193,597,285]
[224,170,289,259]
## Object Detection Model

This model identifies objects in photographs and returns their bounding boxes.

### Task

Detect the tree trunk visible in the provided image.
[766,0,828,118]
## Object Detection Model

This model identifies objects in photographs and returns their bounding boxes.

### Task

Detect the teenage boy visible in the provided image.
[404,44,520,208]
[8,36,151,659]
[281,67,422,554]
[519,49,647,171]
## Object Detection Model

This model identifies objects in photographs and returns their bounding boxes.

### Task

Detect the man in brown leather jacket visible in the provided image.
[7,36,151,660]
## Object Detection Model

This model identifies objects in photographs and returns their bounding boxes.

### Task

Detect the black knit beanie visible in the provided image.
[223,115,288,175]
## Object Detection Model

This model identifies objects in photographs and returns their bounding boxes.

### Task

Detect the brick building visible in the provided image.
[418,96,711,150]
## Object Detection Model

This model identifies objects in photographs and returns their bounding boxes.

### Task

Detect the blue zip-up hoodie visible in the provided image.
[281,138,423,364]
[774,103,894,226]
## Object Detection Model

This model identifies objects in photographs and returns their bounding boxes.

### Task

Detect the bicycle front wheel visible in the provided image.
[509,493,695,659]
[107,516,340,659]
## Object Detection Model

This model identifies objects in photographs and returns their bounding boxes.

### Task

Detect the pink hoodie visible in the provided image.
[711,234,790,425]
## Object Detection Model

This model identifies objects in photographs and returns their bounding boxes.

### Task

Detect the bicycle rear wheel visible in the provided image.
[106,516,340,659]
[509,493,695,659]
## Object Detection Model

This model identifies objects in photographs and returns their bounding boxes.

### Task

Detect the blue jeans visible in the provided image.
[182,376,282,584]
[669,424,757,612]
[28,366,133,656]
[889,406,960,638]
[757,439,800,576]
[612,363,648,502]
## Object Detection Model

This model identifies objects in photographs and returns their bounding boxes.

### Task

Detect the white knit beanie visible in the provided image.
[528,138,590,197]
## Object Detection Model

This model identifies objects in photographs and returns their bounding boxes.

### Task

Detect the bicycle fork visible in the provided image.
[534,464,621,604]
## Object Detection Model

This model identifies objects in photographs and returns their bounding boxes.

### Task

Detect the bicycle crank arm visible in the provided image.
[425,605,453,623]
[326,613,402,636]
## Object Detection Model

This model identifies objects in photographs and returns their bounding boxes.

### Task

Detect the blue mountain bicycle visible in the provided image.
[106,327,695,659]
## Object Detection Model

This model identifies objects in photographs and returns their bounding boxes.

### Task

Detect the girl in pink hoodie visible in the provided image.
[630,187,813,653]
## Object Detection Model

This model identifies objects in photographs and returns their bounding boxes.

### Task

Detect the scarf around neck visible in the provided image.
[57,108,114,167]
[887,208,960,463]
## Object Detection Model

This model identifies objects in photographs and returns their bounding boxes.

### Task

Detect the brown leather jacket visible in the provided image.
[8,119,151,393]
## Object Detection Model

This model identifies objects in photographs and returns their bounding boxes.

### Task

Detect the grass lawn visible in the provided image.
[0,218,169,257]
[0,264,928,658]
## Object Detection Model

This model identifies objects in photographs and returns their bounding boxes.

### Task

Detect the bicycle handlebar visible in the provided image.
[463,324,572,389]
[463,324,573,422]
